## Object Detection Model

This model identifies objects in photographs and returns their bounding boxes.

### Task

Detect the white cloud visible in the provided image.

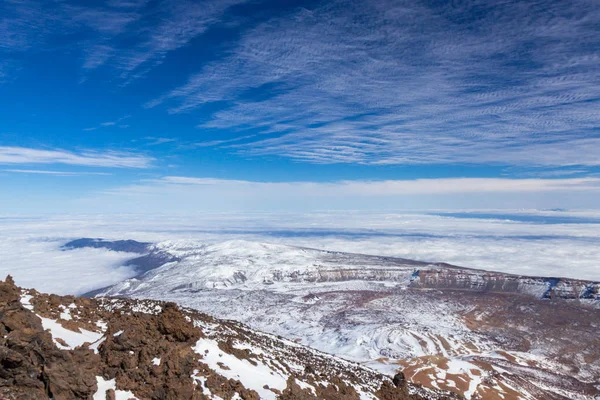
[69,176,600,214]
[0,61,9,81]
[3,169,112,176]
[0,146,153,168]
[83,115,130,131]
[192,134,257,148]
[0,236,138,295]
[503,167,590,178]
[143,137,178,146]
[137,175,600,194]
[82,44,114,70]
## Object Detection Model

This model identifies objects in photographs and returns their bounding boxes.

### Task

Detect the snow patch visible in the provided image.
[39,317,103,350]
[20,293,34,310]
[93,376,138,400]
[192,338,288,400]
[59,305,72,321]
[191,371,214,397]
[88,337,106,354]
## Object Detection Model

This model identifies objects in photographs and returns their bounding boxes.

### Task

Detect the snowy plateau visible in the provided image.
[71,238,600,399]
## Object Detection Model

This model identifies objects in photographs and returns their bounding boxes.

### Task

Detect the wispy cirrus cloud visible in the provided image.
[144,176,600,195]
[0,0,141,81]
[192,134,256,148]
[0,0,247,82]
[502,166,590,179]
[0,62,8,83]
[0,146,153,168]
[83,115,131,131]
[148,0,600,167]
[95,0,248,81]
[142,137,178,146]
[74,0,250,82]
[3,169,112,176]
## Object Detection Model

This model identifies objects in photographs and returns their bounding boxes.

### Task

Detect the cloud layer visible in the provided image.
[71,175,600,213]
[140,176,600,196]
[0,237,138,295]
[1,211,599,296]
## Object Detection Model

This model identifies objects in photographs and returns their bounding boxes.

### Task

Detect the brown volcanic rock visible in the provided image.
[0,276,100,400]
[43,348,99,400]
[278,376,316,399]
[375,380,459,400]
[375,381,411,400]
[202,372,261,400]
[98,310,201,399]
[157,302,201,342]
[0,277,460,400]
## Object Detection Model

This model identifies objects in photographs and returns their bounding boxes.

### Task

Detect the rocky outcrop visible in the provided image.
[61,238,151,254]
[0,275,99,400]
[409,267,600,302]
[0,277,460,400]
[271,266,600,304]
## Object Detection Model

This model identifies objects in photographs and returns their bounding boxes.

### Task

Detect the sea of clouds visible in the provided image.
[1,210,599,295]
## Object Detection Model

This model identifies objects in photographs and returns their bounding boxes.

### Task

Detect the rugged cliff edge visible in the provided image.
[0,276,460,400]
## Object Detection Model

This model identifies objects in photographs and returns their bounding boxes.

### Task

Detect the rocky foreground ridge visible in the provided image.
[0,276,460,400]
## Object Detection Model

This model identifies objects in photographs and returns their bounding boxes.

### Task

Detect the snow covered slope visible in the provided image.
[3,276,457,400]
[86,239,600,399]
[97,239,599,302]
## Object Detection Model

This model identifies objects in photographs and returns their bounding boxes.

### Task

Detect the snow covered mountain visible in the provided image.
[73,239,600,399]
[1,276,458,400]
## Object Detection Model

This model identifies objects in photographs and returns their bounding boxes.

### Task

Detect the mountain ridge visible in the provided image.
[0,276,460,400]
[66,238,600,399]
[71,238,600,303]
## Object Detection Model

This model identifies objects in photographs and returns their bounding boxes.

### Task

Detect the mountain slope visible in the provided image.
[86,239,600,400]
[0,276,458,400]
[92,239,600,303]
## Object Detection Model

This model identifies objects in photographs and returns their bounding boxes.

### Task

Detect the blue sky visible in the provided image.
[1,0,600,213]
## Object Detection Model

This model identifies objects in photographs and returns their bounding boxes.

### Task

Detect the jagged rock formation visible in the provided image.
[0,277,459,400]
